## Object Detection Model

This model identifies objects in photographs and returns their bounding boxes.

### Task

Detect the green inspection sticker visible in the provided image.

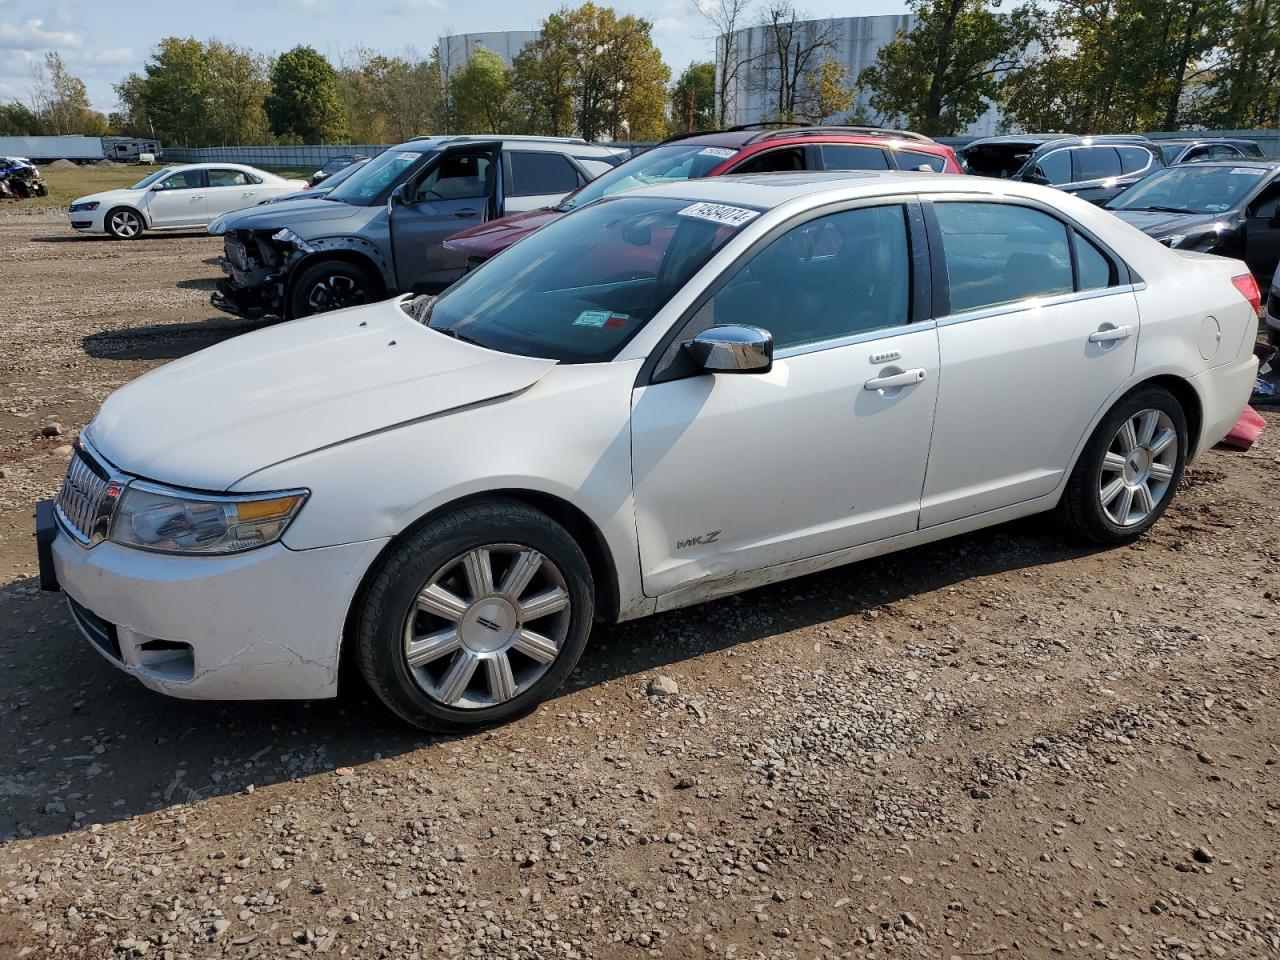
[573,310,613,327]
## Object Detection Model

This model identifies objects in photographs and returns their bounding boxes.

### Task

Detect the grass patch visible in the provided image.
[14,163,160,210]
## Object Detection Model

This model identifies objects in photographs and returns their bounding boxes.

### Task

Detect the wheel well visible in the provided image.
[1138,375,1203,457]
[287,251,387,306]
[106,205,145,228]
[338,490,621,689]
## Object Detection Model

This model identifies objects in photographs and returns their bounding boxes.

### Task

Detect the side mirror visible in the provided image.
[1023,169,1050,186]
[684,324,773,374]
[390,182,409,208]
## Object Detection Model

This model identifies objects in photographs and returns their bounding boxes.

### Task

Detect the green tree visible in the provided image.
[0,101,43,136]
[803,55,854,122]
[1189,0,1279,128]
[266,46,347,143]
[31,53,106,135]
[449,47,512,133]
[205,41,270,144]
[338,48,443,142]
[670,61,716,132]
[858,0,1036,136]
[511,19,577,136]
[119,38,211,144]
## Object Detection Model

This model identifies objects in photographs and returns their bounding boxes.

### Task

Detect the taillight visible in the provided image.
[1231,273,1261,317]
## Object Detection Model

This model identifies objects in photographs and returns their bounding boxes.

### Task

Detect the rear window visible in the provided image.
[896,149,946,172]
[508,151,581,197]
[1072,146,1122,182]
[821,144,889,170]
[1117,146,1154,174]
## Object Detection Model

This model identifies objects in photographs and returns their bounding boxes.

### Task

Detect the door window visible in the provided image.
[1248,182,1280,220]
[732,147,805,173]
[1117,146,1154,174]
[415,153,490,201]
[156,170,204,190]
[934,202,1074,313]
[1033,149,1072,185]
[820,144,890,170]
[895,148,946,172]
[702,205,911,350]
[508,151,580,196]
[1071,146,1122,182]
[1075,233,1115,291]
[207,169,251,187]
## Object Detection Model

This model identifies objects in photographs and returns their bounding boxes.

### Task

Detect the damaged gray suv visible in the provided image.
[209,135,625,320]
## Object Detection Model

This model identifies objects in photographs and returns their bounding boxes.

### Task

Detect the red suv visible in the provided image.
[443,124,963,266]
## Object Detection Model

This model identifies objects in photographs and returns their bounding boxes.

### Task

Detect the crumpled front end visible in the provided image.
[213,230,301,319]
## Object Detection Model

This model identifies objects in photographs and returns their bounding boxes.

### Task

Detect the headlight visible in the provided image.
[69,201,100,212]
[1158,234,1186,248]
[208,216,228,236]
[109,483,308,555]
[272,228,315,252]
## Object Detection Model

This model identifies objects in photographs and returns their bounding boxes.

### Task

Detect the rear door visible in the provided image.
[816,143,891,172]
[205,168,261,217]
[390,145,499,290]
[1065,146,1124,204]
[502,150,583,214]
[920,198,1139,525]
[726,145,812,174]
[144,168,208,227]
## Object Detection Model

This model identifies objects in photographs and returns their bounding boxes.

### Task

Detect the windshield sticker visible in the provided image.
[396,152,418,161]
[698,147,737,159]
[573,310,631,329]
[678,202,760,227]
[1229,167,1265,175]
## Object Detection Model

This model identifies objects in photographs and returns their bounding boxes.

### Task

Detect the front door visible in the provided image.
[920,199,1139,526]
[1244,178,1280,282]
[631,202,940,597]
[145,168,207,227]
[205,168,261,218]
[391,147,497,290]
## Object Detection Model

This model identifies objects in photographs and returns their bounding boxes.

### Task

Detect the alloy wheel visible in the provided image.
[402,544,571,709]
[1098,408,1178,527]
[110,211,140,238]
[305,274,369,312]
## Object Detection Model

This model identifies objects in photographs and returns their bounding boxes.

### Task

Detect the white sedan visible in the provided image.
[39,172,1259,729]
[67,163,307,239]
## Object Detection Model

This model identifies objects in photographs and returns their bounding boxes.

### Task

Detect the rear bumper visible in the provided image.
[1192,351,1259,456]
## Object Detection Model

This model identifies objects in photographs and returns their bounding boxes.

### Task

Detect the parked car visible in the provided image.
[310,154,368,187]
[1106,160,1280,282]
[958,134,1163,204]
[67,163,307,239]
[209,135,628,320]
[38,171,1259,729]
[1267,262,1280,347]
[1154,138,1264,165]
[260,157,370,205]
[443,124,963,268]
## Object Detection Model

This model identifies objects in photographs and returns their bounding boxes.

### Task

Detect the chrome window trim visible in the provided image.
[936,283,1141,328]
[774,318,937,360]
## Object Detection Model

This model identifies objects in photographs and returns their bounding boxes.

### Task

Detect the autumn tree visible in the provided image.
[30,53,106,135]
[511,19,577,136]
[696,0,755,125]
[1187,0,1279,128]
[670,61,717,132]
[205,42,270,144]
[339,48,443,142]
[266,46,347,143]
[750,2,839,121]
[858,0,1036,136]
[449,47,513,133]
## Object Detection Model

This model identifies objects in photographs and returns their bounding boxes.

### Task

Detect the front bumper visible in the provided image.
[50,528,387,700]
[212,234,286,318]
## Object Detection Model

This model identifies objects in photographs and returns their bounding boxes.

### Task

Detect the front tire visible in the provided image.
[288,260,378,319]
[354,501,595,731]
[1057,385,1187,545]
[105,207,144,239]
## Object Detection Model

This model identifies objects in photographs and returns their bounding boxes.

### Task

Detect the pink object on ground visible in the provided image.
[1222,405,1266,450]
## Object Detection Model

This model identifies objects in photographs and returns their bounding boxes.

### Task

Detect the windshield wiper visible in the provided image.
[1131,204,1197,214]
[430,323,486,348]
[407,294,436,324]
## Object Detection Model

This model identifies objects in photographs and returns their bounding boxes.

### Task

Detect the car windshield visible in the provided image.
[130,167,175,190]
[422,195,753,362]
[320,158,352,174]
[557,144,739,212]
[1107,164,1270,214]
[325,149,429,205]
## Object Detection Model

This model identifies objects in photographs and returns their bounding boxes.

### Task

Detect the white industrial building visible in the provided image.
[717,14,1003,136]
[439,31,541,78]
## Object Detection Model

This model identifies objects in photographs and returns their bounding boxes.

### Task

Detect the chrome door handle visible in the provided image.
[864,368,927,391]
[454,208,478,218]
[1088,325,1132,343]
[192,194,204,200]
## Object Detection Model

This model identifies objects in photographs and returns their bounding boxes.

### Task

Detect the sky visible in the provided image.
[0,0,903,116]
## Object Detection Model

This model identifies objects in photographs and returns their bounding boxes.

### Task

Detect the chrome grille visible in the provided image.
[55,444,116,544]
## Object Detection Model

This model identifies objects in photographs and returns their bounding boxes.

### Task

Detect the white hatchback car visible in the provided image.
[39,172,1259,729]
[68,163,306,239]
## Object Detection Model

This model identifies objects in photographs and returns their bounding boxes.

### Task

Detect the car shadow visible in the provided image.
[31,231,212,244]
[81,316,275,361]
[0,516,1094,842]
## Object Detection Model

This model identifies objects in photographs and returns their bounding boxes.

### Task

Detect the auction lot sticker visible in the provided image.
[678,202,760,227]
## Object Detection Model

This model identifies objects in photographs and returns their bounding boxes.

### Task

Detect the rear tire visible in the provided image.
[354,501,595,731]
[105,207,144,240]
[288,260,378,319]
[1056,385,1187,545]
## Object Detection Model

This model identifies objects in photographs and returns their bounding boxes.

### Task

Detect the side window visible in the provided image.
[1034,149,1072,185]
[508,151,580,197]
[1183,145,1211,163]
[1248,182,1280,220]
[157,169,204,190]
[895,149,945,172]
[1210,144,1242,159]
[1072,146,1122,182]
[207,169,250,187]
[703,204,911,350]
[1117,147,1154,174]
[820,144,889,171]
[1074,232,1116,291]
[934,202,1073,313]
[732,147,805,174]
[416,153,490,202]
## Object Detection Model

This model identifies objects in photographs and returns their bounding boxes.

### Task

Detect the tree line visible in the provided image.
[0,0,1276,145]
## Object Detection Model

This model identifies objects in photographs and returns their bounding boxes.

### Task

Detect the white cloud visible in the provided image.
[0,18,83,51]
[386,0,447,9]
[74,47,134,67]
[652,16,685,35]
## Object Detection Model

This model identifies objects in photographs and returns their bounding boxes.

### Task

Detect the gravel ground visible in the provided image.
[1,209,1278,960]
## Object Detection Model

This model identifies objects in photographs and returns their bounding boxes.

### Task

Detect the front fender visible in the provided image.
[286,237,395,296]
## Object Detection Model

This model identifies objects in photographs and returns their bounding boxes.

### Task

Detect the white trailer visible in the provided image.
[0,136,107,162]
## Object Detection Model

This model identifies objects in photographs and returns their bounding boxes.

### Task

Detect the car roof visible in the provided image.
[658,125,947,152]
[964,134,1153,150]
[1160,159,1279,170]
[398,135,619,156]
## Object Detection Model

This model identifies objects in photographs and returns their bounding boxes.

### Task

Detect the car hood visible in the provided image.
[261,187,328,205]
[209,197,363,235]
[1110,209,1229,238]
[72,187,145,207]
[87,297,558,491]
[443,207,564,257]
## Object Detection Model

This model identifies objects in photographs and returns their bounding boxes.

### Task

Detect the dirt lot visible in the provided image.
[1,206,1278,960]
